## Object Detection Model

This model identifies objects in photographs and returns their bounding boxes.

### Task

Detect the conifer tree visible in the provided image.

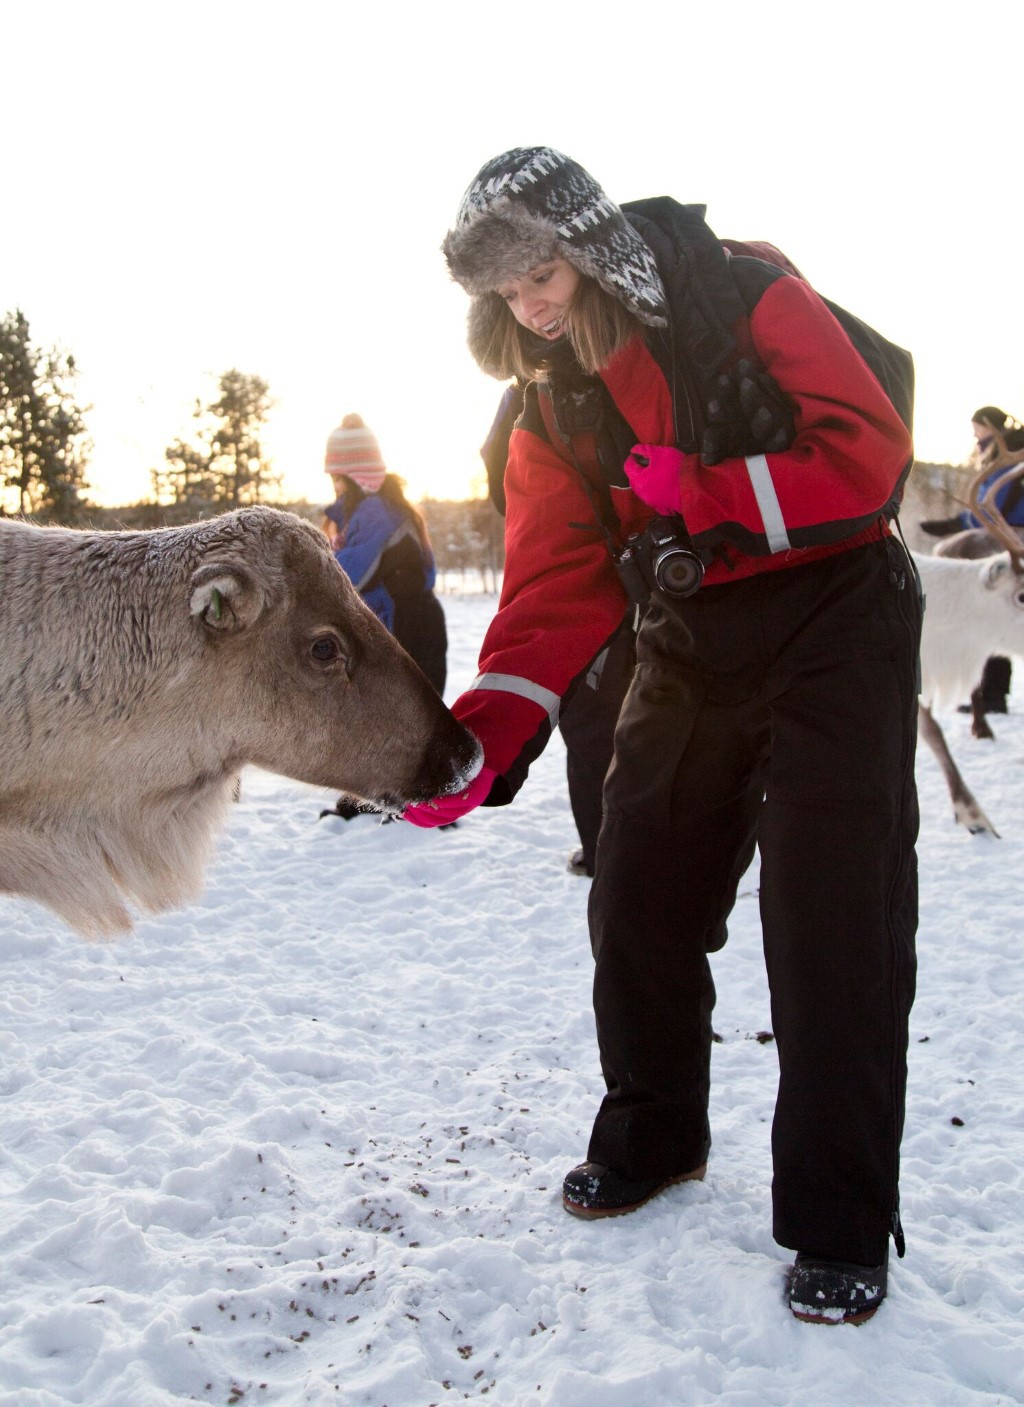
[0,309,90,521]
[154,369,279,513]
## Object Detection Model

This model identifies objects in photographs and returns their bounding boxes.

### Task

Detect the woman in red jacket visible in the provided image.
[408,148,921,1324]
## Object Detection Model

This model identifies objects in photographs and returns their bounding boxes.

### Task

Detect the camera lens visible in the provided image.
[653,547,704,597]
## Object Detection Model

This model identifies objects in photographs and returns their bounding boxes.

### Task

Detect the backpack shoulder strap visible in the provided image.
[534,377,642,543]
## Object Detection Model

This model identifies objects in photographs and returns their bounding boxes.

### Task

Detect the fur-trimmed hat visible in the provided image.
[442,147,667,376]
[324,413,386,493]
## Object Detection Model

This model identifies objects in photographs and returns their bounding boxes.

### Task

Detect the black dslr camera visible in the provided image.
[613,515,705,607]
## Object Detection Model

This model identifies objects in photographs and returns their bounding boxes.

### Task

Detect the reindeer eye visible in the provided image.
[1014,588,1024,610]
[310,634,343,663]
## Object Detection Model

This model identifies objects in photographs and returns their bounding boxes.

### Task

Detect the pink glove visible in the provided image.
[624,444,685,515]
[402,766,497,829]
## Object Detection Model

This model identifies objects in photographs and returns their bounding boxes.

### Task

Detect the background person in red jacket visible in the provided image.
[407,148,920,1325]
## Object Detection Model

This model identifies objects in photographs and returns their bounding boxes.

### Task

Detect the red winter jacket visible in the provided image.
[453,256,913,803]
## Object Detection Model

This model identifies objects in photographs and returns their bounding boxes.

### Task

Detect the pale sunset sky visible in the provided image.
[4,1,1021,508]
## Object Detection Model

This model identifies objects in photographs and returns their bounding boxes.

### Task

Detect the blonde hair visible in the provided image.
[486,275,646,382]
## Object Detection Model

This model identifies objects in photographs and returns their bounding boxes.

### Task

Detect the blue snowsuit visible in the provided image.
[959,462,1024,530]
[327,492,436,631]
[325,487,446,696]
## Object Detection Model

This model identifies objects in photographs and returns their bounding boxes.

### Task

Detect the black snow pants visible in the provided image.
[586,538,922,1266]
[393,591,448,698]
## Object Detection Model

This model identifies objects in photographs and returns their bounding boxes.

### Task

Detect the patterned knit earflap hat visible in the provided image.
[442,147,668,376]
[324,413,387,493]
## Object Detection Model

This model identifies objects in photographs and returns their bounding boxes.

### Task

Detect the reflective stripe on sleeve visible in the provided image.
[469,672,561,727]
[586,646,609,691]
[744,453,791,553]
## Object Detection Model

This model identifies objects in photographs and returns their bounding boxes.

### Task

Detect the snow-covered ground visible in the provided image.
[1,592,1021,1407]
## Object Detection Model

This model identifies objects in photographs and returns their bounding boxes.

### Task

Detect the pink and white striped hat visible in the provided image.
[324,413,386,493]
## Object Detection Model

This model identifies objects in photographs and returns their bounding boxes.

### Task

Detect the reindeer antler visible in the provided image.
[967,460,1024,573]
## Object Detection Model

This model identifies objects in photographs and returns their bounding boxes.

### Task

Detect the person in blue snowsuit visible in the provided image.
[322,413,447,695]
[320,414,448,821]
[921,405,1024,535]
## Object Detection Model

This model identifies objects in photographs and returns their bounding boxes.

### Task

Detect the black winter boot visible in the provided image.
[561,1160,707,1218]
[787,1252,888,1324]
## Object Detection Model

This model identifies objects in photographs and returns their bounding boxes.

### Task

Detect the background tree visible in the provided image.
[208,369,279,506]
[151,400,222,517]
[153,369,280,516]
[422,495,505,591]
[0,308,90,522]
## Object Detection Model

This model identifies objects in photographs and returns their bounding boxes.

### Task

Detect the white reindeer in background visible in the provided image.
[914,461,1024,836]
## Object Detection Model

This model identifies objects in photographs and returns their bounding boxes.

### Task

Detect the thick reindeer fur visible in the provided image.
[915,552,1024,713]
[914,549,1024,835]
[933,526,1024,739]
[0,781,237,938]
[0,508,480,937]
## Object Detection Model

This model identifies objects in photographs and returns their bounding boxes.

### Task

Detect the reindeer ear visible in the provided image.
[189,560,266,633]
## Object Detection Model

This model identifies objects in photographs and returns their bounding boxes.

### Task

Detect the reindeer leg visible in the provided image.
[970,685,996,741]
[918,703,1000,837]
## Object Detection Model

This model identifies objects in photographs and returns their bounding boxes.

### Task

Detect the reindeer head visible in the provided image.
[979,554,1024,610]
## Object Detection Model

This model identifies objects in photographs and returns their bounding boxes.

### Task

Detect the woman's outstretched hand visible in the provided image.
[402,766,497,828]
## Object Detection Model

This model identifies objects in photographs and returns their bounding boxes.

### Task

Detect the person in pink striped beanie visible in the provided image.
[324,412,388,495]
[321,411,447,686]
[319,412,449,821]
